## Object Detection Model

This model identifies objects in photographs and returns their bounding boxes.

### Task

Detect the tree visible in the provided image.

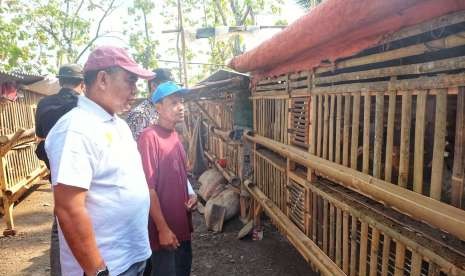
[0,0,120,73]
[124,0,158,70]
[294,0,323,10]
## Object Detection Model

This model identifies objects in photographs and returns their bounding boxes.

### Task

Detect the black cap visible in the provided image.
[152,68,173,84]
[56,64,84,80]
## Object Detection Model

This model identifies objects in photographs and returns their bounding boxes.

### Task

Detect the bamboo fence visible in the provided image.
[246,11,465,275]
[0,89,47,235]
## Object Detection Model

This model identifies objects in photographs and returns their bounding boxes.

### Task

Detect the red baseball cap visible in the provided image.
[84,46,155,79]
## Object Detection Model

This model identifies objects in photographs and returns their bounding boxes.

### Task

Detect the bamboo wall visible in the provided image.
[248,11,465,275]
[0,89,46,235]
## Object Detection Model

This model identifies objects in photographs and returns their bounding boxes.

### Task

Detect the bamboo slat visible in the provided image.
[329,95,336,162]
[350,217,358,276]
[373,93,384,178]
[414,91,428,194]
[398,91,412,187]
[452,88,465,208]
[335,94,343,164]
[358,222,368,276]
[323,95,329,159]
[343,95,351,167]
[381,236,391,276]
[343,211,350,274]
[394,242,406,276]
[351,92,361,170]
[336,208,342,267]
[369,228,380,276]
[385,90,397,183]
[363,92,371,174]
[317,95,323,157]
[430,89,447,200]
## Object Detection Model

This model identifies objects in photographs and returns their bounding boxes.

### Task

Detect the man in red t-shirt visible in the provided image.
[138,81,197,276]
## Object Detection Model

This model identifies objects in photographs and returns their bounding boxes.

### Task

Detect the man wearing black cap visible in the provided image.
[35,64,85,169]
[34,63,85,276]
[126,68,173,140]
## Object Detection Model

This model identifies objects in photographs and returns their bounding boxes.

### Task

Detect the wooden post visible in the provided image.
[430,89,447,200]
[452,88,465,208]
[414,91,428,194]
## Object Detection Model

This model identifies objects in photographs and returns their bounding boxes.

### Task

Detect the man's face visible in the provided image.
[105,68,138,113]
[156,94,184,124]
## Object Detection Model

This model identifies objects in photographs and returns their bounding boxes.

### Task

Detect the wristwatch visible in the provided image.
[95,267,109,276]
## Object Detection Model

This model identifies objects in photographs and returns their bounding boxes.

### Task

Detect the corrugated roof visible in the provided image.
[0,70,44,85]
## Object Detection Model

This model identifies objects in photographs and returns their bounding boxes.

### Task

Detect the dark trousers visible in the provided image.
[150,241,192,276]
[51,217,62,276]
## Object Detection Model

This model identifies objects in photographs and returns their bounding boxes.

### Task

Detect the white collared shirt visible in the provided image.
[45,95,151,276]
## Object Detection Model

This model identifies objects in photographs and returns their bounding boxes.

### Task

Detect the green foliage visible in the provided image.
[294,0,323,10]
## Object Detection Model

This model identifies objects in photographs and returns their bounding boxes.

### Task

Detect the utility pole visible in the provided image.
[177,0,189,87]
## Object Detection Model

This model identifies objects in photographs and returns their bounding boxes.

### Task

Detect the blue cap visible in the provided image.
[151,81,189,104]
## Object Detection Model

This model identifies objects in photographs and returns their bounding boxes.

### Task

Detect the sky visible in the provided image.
[81,0,307,83]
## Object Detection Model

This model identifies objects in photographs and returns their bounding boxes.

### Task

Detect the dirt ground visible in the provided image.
[0,184,317,276]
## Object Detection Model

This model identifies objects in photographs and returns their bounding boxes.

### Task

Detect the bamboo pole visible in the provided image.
[317,95,323,157]
[342,211,350,274]
[373,93,384,178]
[398,91,412,187]
[351,92,361,170]
[329,204,335,259]
[414,91,428,194]
[336,208,342,267]
[452,88,465,208]
[385,90,397,183]
[335,94,343,164]
[430,89,447,200]
[369,228,380,276]
[411,252,423,276]
[343,95,351,167]
[359,222,369,276]
[350,217,358,276]
[363,92,371,174]
[381,235,391,276]
[323,199,329,254]
[323,95,329,159]
[244,134,465,241]
[329,95,336,162]
[394,242,406,276]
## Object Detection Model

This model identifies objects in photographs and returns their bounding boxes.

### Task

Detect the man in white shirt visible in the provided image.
[45,46,155,276]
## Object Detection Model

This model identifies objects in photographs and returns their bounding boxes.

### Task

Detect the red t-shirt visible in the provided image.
[138,125,193,251]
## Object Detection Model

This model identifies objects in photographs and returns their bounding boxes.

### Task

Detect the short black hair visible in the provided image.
[151,68,173,85]
[59,77,83,87]
[84,66,122,87]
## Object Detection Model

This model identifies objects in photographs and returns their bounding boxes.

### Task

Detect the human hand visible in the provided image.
[158,228,179,250]
[185,194,198,211]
